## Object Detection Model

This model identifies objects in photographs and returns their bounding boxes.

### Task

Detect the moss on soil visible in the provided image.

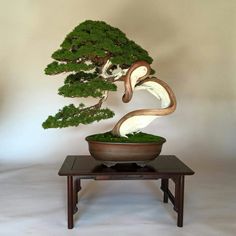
[86,132,165,143]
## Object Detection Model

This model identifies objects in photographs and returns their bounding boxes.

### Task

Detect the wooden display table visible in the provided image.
[58,155,194,229]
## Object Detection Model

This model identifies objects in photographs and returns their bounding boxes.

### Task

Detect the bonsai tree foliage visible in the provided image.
[43,20,176,138]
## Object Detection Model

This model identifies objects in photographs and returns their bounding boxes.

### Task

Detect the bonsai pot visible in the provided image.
[86,134,166,167]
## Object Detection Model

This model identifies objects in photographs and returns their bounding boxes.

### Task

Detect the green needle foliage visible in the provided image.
[52,20,153,67]
[43,20,154,129]
[45,20,153,75]
[42,104,115,129]
[45,61,95,75]
[58,72,117,98]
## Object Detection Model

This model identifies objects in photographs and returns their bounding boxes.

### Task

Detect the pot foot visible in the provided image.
[102,160,149,167]
[102,161,117,167]
[136,162,148,167]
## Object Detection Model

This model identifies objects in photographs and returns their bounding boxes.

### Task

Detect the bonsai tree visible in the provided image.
[43,20,153,129]
[43,20,176,139]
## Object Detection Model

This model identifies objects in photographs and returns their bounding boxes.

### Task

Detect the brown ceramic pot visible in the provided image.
[85,136,166,167]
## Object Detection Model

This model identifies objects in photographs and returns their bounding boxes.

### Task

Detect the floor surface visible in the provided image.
[0,159,235,236]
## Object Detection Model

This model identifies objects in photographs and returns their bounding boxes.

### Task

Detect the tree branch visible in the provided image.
[100,59,128,82]
[91,90,109,109]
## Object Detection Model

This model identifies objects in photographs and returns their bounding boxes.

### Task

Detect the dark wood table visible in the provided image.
[58,155,194,229]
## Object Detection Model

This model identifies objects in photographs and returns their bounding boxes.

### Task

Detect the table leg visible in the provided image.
[67,176,74,229]
[175,175,185,227]
[75,178,81,204]
[161,178,169,203]
[73,178,81,213]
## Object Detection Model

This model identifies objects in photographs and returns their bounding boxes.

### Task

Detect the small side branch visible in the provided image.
[90,91,109,109]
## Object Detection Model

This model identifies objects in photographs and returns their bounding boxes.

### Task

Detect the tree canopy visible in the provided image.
[43,20,153,129]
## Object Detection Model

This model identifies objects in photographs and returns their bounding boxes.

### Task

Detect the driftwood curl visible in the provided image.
[112,61,177,137]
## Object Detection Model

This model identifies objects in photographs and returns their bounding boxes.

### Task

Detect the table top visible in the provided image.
[58,155,194,178]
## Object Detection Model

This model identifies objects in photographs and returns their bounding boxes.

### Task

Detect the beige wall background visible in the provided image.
[0,0,236,166]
